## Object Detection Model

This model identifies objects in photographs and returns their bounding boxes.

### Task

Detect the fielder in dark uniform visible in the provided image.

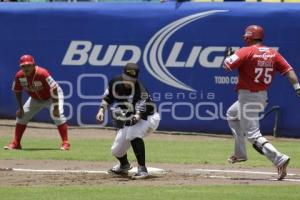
[96,63,160,179]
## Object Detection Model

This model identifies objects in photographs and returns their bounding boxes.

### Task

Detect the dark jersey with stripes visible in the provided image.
[103,75,155,120]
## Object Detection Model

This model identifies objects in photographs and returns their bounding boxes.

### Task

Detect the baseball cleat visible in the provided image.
[277,157,290,181]
[131,166,149,180]
[3,142,22,150]
[60,142,70,150]
[108,163,132,175]
[227,155,247,164]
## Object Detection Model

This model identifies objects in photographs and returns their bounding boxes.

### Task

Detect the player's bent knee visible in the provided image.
[226,110,239,121]
[16,118,30,125]
[111,147,126,158]
[126,129,147,141]
[53,118,67,126]
[127,135,143,142]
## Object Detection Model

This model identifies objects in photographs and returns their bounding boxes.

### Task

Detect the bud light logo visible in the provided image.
[62,10,228,91]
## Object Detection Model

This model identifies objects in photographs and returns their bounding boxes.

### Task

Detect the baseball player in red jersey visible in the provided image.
[224,25,300,180]
[4,55,70,150]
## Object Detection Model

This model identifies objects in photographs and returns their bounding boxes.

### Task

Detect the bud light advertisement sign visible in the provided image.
[1,3,300,137]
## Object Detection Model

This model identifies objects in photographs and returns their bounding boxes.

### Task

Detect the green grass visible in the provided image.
[1,134,300,200]
[0,185,299,200]
[0,136,113,161]
[1,135,300,168]
[145,138,300,167]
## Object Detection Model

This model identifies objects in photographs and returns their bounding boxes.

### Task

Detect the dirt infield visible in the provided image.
[1,120,300,186]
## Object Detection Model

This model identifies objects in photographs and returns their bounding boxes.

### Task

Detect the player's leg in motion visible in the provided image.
[226,101,247,163]
[239,90,290,180]
[4,97,44,150]
[109,127,132,174]
[48,88,70,150]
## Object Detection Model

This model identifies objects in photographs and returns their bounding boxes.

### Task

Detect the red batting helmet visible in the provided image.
[243,25,264,40]
[19,55,35,67]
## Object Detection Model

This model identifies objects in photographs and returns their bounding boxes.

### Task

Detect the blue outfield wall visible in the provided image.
[0,3,300,137]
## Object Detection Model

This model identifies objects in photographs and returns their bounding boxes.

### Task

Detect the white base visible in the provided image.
[129,167,167,175]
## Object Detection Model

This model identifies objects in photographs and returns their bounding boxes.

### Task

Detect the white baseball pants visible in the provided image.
[227,90,288,167]
[17,87,66,126]
[111,112,160,158]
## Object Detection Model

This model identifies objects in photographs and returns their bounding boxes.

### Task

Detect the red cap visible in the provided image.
[243,25,264,40]
[19,55,35,67]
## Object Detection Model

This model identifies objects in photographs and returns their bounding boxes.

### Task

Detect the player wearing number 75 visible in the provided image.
[223,25,300,181]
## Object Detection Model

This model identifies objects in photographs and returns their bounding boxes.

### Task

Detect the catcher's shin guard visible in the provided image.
[252,136,268,155]
[252,143,264,155]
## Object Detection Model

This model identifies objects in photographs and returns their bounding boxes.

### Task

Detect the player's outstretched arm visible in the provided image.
[286,70,300,97]
[51,86,60,117]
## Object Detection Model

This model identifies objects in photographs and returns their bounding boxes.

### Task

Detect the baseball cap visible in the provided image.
[19,55,35,67]
[122,63,139,81]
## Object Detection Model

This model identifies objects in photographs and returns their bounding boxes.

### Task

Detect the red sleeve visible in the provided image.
[275,52,293,75]
[224,47,249,70]
[12,74,23,92]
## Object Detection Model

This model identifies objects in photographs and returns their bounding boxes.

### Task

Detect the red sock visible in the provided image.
[14,123,27,144]
[57,122,68,143]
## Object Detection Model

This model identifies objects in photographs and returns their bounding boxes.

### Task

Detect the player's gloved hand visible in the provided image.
[96,108,105,122]
[224,47,235,57]
[16,108,24,118]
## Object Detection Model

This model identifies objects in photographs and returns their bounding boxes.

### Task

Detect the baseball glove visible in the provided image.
[111,107,128,129]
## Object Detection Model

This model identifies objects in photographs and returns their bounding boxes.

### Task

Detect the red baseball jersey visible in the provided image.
[12,66,58,100]
[224,44,293,92]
